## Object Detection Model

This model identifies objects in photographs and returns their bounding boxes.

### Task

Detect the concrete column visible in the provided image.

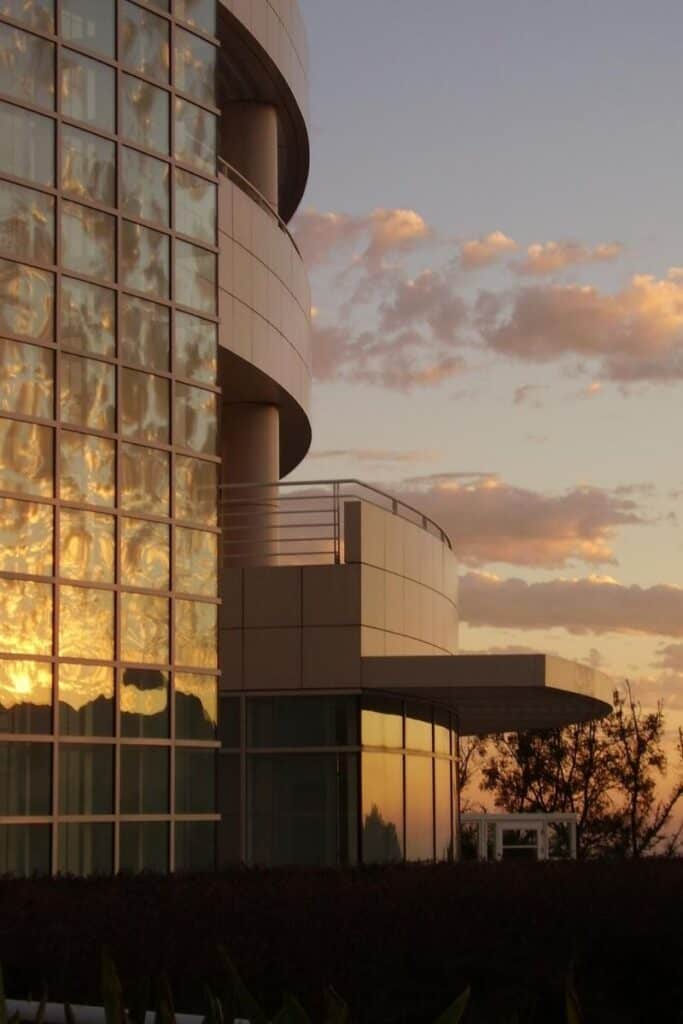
[221,402,280,566]
[221,103,279,212]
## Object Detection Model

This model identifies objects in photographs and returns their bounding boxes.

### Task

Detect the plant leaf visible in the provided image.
[215,948,267,1024]
[271,994,313,1024]
[155,973,175,1024]
[64,1002,77,1024]
[101,949,126,1024]
[33,992,47,1024]
[432,986,471,1024]
[323,987,350,1024]
[566,963,583,1024]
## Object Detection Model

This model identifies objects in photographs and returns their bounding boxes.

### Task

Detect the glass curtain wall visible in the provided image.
[0,0,220,876]
[219,694,458,868]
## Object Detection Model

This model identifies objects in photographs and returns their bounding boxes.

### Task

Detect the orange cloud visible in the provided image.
[514,240,623,276]
[293,207,432,272]
[460,573,683,637]
[379,269,466,343]
[460,230,518,270]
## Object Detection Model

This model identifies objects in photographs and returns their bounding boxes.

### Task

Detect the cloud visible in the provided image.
[477,271,683,382]
[656,644,683,672]
[631,671,683,713]
[513,384,547,408]
[308,448,441,465]
[393,475,648,568]
[293,207,433,272]
[460,572,683,637]
[514,241,623,276]
[379,270,467,343]
[460,231,518,270]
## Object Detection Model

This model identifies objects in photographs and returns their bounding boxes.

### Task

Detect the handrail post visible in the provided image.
[333,481,340,564]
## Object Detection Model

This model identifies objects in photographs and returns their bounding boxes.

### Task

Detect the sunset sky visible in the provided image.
[292,0,683,747]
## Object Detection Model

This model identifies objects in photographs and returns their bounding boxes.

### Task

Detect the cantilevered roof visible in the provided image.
[360,653,613,735]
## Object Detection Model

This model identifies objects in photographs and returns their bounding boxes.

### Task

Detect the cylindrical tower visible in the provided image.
[0,0,223,875]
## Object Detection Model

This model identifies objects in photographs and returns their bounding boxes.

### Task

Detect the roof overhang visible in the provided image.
[360,653,613,735]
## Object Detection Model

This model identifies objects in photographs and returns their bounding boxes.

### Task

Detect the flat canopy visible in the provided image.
[360,653,613,735]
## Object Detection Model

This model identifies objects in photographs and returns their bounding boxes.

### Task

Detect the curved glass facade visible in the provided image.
[0,0,220,875]
[219,694,458,867]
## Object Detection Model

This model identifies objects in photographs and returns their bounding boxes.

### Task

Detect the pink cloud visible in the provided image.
[514,240,623,276]
[460,231,518,270]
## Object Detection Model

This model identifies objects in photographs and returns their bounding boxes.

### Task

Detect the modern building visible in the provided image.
[0,0,611,876]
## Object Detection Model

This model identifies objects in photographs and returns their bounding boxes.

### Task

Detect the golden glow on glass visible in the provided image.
[121,220,170,298]
[121,1,169,84]
[59,585,113,660]
[405,755,434,861]
[175,170,216,246]
[174,28,216,107]
[60,48,115,132]
[0,658,51,711]
[121,518,169,590]
[59,431,115,507]
[0,578,52,654]
[61,200,115,283]
[175,454,216,526]
[174,97,216,175]
[175,527,216,597]
[59,662,113,713]
[60,353,115,432]
[120,442,169,516]
[175,599,216,669]
[0,1,54,33]
[362,697,403,748]
[174,240,216,316]
[0,258,53,342]
[121,147,169,228]
[0,180,54,265]
[434,758,452,861]
[173,382,216,454]
[0,23,54,111]
[0,339,53,419]
[120,368,169,444]
[405,704,433,752]
[121,73,169,156]
[61,124,116,207]
[121,593,169,665]
[59,508,115,583]
[0,99,54,187]
[0,498,52,576]
[361,752,403,863]
[61,277,115,357]
[120,294,169,373]
[175,672,217,739]
[174,311,216,385]
[120,667,168,720]
[0,417,53,497]
[176,0,214,33]
[62,0,115,59]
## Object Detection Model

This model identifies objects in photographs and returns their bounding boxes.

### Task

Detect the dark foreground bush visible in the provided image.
[0,861,682,1024]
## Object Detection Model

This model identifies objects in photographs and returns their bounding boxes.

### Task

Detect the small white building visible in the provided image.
[460,813,578,861]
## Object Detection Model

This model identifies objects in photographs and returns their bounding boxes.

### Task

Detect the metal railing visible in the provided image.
[220,479,452,566]
[217,157,304,261]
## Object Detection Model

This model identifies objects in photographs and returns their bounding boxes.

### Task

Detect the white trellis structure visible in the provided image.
[460,813,578,862]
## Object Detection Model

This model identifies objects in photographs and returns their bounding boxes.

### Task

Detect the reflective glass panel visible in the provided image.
[61,49,115,132]
[62,0,115,58]
[0,417,52,497]
[120,294,169,372]
[174,28,215,106]
[0,180,54,265]
[175,169,215,245]
[121,517,169,590]
[175,311,216,385]
[59,585,113,660]
[175,240,216,315]
[174,382,215,454]
[434,758,452,862]
[61,277,115,357]
[0,24,54,110]
[60,353,115,431]
[0,498,52,575]
[362,752,403,864]
[175,454,216,525]
[175,599,216,669]
[61,201,115,283]
[175,821,214,873]
[120,442,169,515]
[219,696,240,749]
[121,667,168,738]
[59,508,114,583]
[0,1,53,32]
[121,220,169,298]
[0,824,50,877]
[175,527,216,596]
[59,744,113,813]
[121,1,169,83]
[176,673,217,740]
[61,125,115,207]
[176,0,215,34]
[218,754,239,866]
[174,98,216,174]
[121,147,169,228]
[59,431,115,507]
[0,742,51,815]
[0,659,51,734]
[59,662,114,736]
[120,368,169,443]
[247,754,358,868]
[434,707,451,755]
[58,822,113,876]
[121,746,169,814]
[0,578,51,654]
[0,100,54,187]
[121,73,169,156]
[175,747,214,813]
[0,259,53,341]
[0,338,53,419]
[247,696,359,749]
[120,593,169,665]
[405,755,434,862]
[120,822,168,874]
[405,701,433,752]
[362,695,403,748]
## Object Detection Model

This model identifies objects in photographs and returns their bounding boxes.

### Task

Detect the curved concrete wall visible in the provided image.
[219,0,309,125]
[218,174,312,465]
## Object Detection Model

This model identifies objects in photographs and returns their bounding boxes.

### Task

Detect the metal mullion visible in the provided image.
[0,170,58,201]
[0,251,58,275]
[0,13,57,43]
[0,334,57,353]
[168,4,176,872]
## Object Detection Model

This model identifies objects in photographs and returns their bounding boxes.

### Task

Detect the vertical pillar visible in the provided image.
[221,103,279,212]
